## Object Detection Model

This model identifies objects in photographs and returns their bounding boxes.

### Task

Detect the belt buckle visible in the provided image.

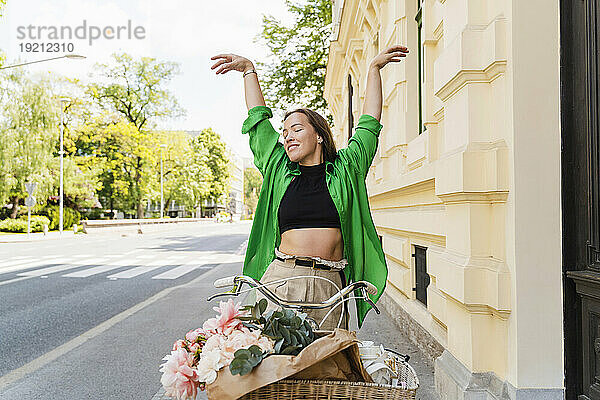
[312,260,331,271]
[310,259,318,270]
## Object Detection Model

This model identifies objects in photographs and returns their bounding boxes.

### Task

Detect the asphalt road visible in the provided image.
[0,221,251,400]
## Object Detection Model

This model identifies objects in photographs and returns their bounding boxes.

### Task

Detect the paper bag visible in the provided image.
[206,328,373,400]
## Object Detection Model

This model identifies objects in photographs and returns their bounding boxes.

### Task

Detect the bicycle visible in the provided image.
[208,274,420,400]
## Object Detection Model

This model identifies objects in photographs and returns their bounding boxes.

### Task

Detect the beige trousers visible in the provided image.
[256,256,349,331]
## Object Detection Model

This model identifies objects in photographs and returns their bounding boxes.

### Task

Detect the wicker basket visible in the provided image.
[239,358,419,400]
[239,379,417,400]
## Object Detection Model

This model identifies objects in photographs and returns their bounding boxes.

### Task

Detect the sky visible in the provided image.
[0,0,298,159]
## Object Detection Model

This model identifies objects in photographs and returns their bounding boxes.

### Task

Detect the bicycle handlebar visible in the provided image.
[214,275,377,296]
[209,275,380,315]
[214,276,236,288]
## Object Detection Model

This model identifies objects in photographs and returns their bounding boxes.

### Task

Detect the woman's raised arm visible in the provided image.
[362,45,409,121]
[338,45,409,176]
[210,53,265,110]
[210,53,285,176]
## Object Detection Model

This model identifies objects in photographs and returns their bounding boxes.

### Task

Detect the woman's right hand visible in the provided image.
[210,53,254,75]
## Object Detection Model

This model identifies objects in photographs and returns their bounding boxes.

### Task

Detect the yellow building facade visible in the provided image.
[324,0,563,398]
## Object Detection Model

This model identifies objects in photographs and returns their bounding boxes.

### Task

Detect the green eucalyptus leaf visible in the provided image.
[242,322,261,331]
[230,358,251,376]
[289,332,298,347]
[285,309,296,319]
[281,345,300,355]
[279,326,291,343]
[248,345,263,357]
[234,348,250,359]
[258,298,268,315]
[274,338,284,353]
[291,316,302,329]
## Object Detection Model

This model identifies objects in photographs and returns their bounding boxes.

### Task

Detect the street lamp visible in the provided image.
[160,144,167,219]
[0,54,86,70]
[59,97,70,234]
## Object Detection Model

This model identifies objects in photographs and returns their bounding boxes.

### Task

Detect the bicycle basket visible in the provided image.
[238,378,417,400]
[239,357,419,400]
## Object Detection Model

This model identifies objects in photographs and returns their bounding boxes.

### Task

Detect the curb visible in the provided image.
[0,232,78,244]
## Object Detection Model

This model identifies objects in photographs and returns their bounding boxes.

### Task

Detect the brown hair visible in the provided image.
[283,108,337,163]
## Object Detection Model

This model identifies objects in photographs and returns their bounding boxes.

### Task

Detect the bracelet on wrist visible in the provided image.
[243,69,257,78]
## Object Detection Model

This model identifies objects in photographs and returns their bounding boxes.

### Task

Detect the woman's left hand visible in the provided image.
[369,45,409,70]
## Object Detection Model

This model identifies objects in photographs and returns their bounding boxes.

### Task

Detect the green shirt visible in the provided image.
[241,105,388,327]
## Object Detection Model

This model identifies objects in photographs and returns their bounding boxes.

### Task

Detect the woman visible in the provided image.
[210,45,409,330]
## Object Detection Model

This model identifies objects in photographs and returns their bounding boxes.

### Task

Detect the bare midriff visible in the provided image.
[278,227,344,261]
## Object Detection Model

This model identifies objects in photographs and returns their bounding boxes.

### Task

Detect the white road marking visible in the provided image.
[0,257,63,275]
[144,257,182,267]
[0,254,56,268]
[106,266,162,279]
[0,276,35,287]
[62,263,134,278]
[0,251,243,283]
[151,263,202,280]
[18,259,109,277]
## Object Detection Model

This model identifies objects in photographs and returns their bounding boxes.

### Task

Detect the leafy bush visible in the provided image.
[41,205,80,230]
[0,218,28,233]
[0,215,51,233]
[26,215,50,232]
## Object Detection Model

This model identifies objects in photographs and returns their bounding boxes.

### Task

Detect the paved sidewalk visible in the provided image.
[150,261,439,400]
[0,230,77,243]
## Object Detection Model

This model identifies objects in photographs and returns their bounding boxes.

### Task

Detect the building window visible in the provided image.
[415,1,425,135]
[413,245,430,306]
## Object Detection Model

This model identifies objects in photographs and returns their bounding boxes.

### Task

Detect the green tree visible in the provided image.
[0,71,60,218]
[87,53,185,217]
[154,130,211,216]
[193,128,231,204]
[178,134,213,215]
[255,0,333,123]
[106,120,158,217]
[47,157,102,211]
[72,113,130,217]
[244,167,262,215]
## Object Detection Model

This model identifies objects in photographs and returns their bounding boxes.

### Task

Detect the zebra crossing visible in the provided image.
[0,250,245,283]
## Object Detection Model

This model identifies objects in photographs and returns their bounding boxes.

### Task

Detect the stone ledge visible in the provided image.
[378,290,445,366]
[435,350,564,400]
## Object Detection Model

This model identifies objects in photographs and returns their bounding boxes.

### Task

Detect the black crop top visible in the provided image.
[278,162,341,234]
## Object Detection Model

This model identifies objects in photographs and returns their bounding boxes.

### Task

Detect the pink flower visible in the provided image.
[202,327,275,367]
[189,343,201,354]
[185,328,206,343]
[172,340,187,351]
[196,348,226,384]
[203,334,226,352]
[159,348,200,400]
[202,299,247,336]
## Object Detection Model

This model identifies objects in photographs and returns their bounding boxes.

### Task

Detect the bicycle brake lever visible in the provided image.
[360,288,381,314]
[364,296,380,314]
